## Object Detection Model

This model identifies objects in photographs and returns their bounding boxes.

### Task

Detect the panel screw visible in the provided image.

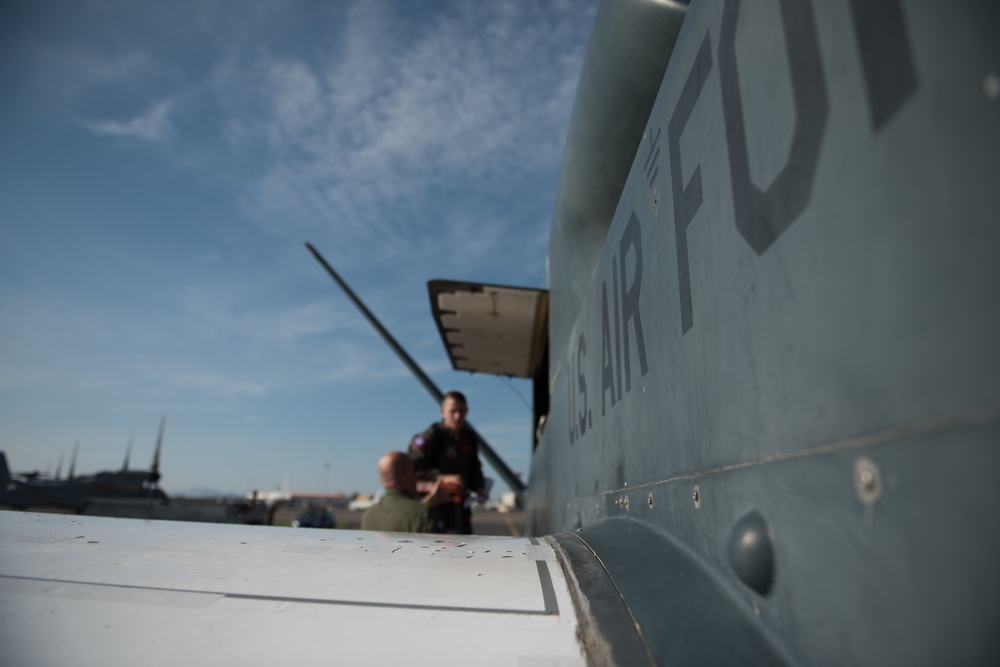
[854,457,881,504]
[859,468,875,492]
[855,457,882,524]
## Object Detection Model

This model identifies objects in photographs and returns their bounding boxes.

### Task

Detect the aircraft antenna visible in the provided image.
[306,242,526,501]
[498,376,532,412]
[68,441,79,481]
[151,415,165,483]
[123,428,134,471]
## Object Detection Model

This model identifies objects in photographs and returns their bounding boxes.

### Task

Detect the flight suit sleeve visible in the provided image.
[408,427,441,480]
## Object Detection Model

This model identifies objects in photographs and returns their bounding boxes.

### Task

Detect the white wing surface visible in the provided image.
[0,512,585,666]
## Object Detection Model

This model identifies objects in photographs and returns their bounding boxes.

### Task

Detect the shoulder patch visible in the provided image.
[412,435,426,449]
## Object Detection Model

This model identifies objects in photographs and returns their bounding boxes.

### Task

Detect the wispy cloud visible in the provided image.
[36,0,592,272]
[83,99,176,143]
[212,1,593,257]
[0,0,595,495]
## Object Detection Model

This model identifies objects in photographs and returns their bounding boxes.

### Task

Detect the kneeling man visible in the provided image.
[361,451,447,533]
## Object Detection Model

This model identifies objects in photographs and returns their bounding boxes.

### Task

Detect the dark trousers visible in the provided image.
[441,502,472,534]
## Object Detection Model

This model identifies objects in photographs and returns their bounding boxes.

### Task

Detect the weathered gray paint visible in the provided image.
[532,0,1000,663]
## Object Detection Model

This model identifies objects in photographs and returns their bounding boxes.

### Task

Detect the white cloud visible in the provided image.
[208,0,592,258]
[84,99,176,143]
[0,0,598,499]
[37,1,592,271]
[264,59,324,145]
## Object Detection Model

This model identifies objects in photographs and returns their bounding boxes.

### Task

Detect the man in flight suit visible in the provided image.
[361,452,447,533]
[407,391,485,534]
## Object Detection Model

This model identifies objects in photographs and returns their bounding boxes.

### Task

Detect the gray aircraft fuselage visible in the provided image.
[527,0,1000,664]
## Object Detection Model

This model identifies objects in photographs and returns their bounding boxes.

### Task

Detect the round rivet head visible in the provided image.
[727,509,775,596]
[854,456,881,505]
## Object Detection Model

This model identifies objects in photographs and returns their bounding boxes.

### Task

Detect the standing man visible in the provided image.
[408,391,485,534]
[361,451,447,533]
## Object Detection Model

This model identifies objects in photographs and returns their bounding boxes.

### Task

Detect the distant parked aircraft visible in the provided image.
[0,416,168,511]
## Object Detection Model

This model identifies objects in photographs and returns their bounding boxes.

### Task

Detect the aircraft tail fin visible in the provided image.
[0,451,11,484]
[122,428,134,471]
[151,415,165,481]
[69,441,79,480]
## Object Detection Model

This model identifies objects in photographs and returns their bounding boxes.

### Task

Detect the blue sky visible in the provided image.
[0,0,599,497]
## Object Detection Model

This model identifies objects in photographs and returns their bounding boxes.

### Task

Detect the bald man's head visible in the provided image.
[377,451,417,494]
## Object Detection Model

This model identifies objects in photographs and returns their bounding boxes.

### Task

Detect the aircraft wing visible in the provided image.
[0,512,586,666]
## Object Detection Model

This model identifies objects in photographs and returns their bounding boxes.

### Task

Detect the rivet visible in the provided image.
[854,457,881,524]
[624,496,630,510]
[854,457,881,504]
[648,492,654,509]
[693,485,701,509]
